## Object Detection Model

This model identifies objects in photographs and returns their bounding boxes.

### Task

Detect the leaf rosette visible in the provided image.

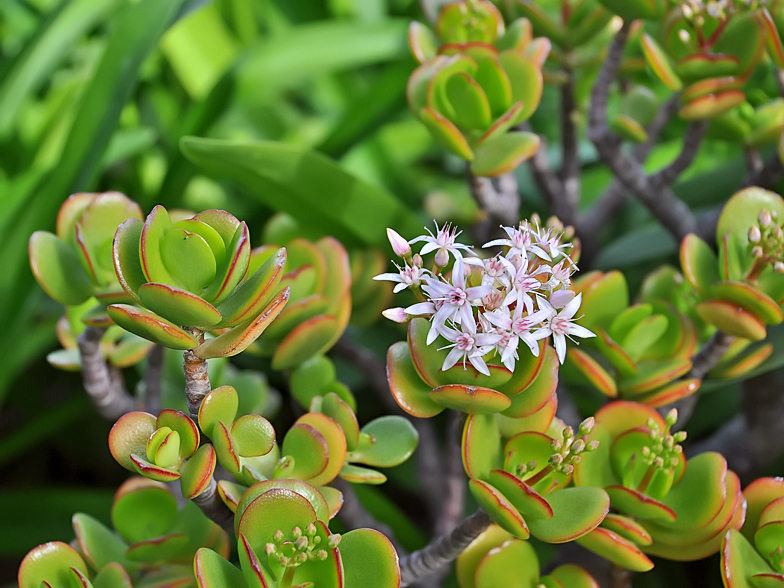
[461,405,612,547]
[249,237,352,370]
[107,205,290,359]
[512,0,614,52]
[678,188,784,348]
[193,484,400,588]
[640,4,774,119]
[18,477,228,588]
[407,2,546,176]
[29,192,144,310]
[574,401,745,563]
[561,271,701,407]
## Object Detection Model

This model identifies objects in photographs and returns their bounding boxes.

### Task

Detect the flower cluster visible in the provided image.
[676,0,766,22]
[748,208,784,275]
[375,219,595,374]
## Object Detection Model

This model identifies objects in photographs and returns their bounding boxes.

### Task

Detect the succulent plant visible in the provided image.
[462,407,612,547]
[721,477,784,586]
[248,237,351,370]
[512,0,614,52]
[574,402,744,563]
[29,192,144,310]
[18,477,229,588]
[640,2,776,119]
[680,188,784,341]
[457,525,601,588]
[382,219,586,418]
[561,270,701,407]
[107,206,290,359]
[195,481,400,588]
[407,1,547,176]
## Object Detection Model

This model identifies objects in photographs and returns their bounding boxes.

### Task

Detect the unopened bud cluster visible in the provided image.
[641,410,687,476]
[548,417,599,477]
[676,0,765,26]
[264,524,340,568]
[747,209,784,274]
[768,545,784,573]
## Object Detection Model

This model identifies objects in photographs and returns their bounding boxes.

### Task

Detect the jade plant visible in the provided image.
[14,0,784,587]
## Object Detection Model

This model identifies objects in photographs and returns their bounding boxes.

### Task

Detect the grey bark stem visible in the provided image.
[77,326,138,419]
[587,23,699,243]
[191,476,235,535]
[183,329,209,421]
[399,510,492,587]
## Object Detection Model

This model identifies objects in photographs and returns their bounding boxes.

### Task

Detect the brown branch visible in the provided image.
[587,23,698,242]
[183,330,209,421]
[191,476,235,536]
[650,120,708,187]
[579,95,682,250]
[399,510,492,587]
[77,326,138,419]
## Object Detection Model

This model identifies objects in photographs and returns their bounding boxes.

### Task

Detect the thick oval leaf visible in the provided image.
[198,385,239,440]
[501,345,558,418]
[111,480,178,543]
[527,487,609,543]
[497,50,542,121]
[563,348,617,397]
[680,234,720,296]
[138,283,221,329]
[194,548,246,588]
[469,479,530,540]
[386,342,444,418]
[456,525,517,588]
[470,131,540,177]
[180,444,217,499]
[722,528,775,588]
[576,527,654,571]
[18,542,88,588]
[195,287,290,359]
[601,514,653,546]
[321,393,360,451]
[339,464,387,484]
[203,222,251,305]
[696,301,766,340]
[235,479,329,537]
[680,91,747,120]
[237,489,318,561]
[73,513,132,573]
[641,34,682,90]
[216,248,286,328]
[271,314,339,370]
[349,416,418,468]
[463,413,503,480]
[474,537,540,588]
[296,412,348,487]
[487,469,553,520]
[711,281,784,325]
[430,384,511,414]
[232,415,276,457]
[29,232,95,305]
[341,528,400,588]
[129,454,180,482]
[280,423,329,481]
[109,412,157,471]
[606,485,676,522]
[156,409,199,459]
[107,304,199,349]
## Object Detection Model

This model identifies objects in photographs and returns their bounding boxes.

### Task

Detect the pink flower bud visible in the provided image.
[382,307,409,323]
[434,248,450,268]
[386,228,411,257]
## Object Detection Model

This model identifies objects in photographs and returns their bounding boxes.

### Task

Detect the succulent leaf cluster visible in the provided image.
[18,477,229,588]
[574,402,744,563]
[107,206,290,359]
[407,1,548,176]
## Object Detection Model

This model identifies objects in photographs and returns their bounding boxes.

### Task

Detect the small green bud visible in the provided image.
[664,435,674,448]
[413,253,423,267]
[317,550,328,561]
[307,523,317,537]
[528,460,538,471]
[673,431,687,443]
[292,526,302,539]
[641,446,651,457]
[587,440,600,451]
[572,439,586,454]
[563,426,574,440]
[266,543,276,556]
[328,534,342,549]
[749,226,762,243]
[776,262,784,274]
[753,245,765,258]
[280,557,290,567]
[551,439,562,452]
[569,455,581,465]
[295,536,309,551]
[578,417,595,435]
[666,408,678,427]
[653,457,664,469]
[297,553,308,564]
[562,464,574,476]
[760,210,772,227]
[274,530,284,543]
[549,453,564,466]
